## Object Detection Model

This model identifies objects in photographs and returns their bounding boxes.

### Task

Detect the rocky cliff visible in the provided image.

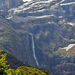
[0,0,23,10]
[0,0,75,75]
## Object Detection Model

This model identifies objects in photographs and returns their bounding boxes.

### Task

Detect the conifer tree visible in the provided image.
[0,50,9,75]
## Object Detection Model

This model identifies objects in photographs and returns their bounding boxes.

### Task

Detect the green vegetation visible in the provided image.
[0,50,9,75]
[55,50,67,55]
[58,52,66,55]
[0,50,52,75]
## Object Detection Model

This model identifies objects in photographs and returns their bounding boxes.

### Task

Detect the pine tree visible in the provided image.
[0,50,9,75]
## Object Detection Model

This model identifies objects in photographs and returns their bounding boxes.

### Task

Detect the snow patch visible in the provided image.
[35,15,51,19]
[67,22,74,26]
[22,0,31,2]
[59,16,63,18]
[60,0,65,3]
[60,2,75,6]
[8,0,54,14]
[61,44,75,51]
[6,16,12,19]
[0,10,3,11]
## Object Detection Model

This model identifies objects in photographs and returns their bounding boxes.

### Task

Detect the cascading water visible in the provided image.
[31,35,39,67]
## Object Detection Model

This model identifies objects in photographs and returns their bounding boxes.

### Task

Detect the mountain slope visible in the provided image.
[0,0,75,75]
[0,11,37,67]
[0,50,52,75]
[2,51,30,69]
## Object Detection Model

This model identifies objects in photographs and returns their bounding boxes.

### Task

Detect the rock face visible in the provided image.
[0,0,23,10]
[48,55,75,75]
[0,0,75,75]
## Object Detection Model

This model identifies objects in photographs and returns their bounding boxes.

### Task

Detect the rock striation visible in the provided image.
[0,0,75,75]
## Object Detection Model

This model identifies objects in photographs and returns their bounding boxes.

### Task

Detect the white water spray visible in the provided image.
[31,35,39,67]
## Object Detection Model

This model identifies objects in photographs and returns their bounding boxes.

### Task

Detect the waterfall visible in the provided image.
[31,35,39,67]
